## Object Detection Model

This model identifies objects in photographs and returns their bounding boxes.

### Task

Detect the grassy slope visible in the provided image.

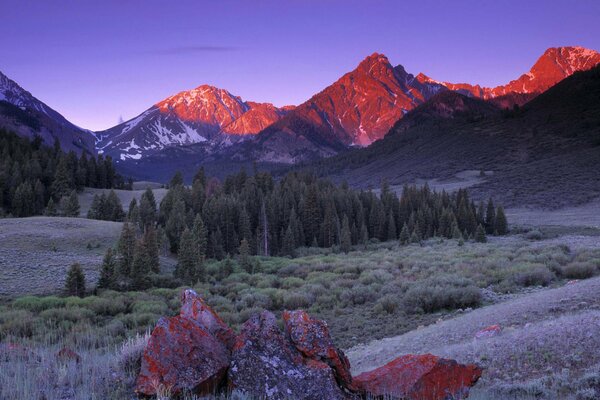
[347,276,600,398]
[0,217,122,297]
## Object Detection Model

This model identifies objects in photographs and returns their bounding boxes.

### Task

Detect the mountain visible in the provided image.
[416,46,600,107]
[242,46,600,162]
[0,71,94,153]
[96,85,292,161]
[304,65,600,208]
[101,46,600,180]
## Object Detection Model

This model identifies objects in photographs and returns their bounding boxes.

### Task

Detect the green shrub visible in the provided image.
[561,262,597,279]
[283,292,312,310]
[39,307,95,322]
[525,229,544,240]
[374,295,399,314]
[403,276,481,313]
[281,277,305,289]
[13,296,66,312]
[131,301,169,315]
[512,265,555,287]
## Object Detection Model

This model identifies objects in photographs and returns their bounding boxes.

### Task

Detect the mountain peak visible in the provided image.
[356,52,392,72]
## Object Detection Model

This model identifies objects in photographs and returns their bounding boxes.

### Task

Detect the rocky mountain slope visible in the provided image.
[305,64,600,208]
[417,46,600,107]
[0,71,94,153]
[96,85,292,161]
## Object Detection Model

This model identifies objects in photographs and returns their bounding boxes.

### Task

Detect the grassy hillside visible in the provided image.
[0,217,122,297]
[304,66,600,208]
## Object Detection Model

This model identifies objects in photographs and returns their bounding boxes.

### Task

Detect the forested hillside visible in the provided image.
[0,129,127,217]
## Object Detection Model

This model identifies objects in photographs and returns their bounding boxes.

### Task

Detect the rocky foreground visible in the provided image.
[135,289,482,399]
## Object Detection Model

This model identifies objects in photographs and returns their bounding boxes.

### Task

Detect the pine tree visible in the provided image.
[45,197,57,216]
[131,239,151,289]
[139,187,157,230]
[239,238,251,271]
[386,213,397,241]
[52,156,73,200]
[166,199,187,252]
[65,263,86,297]
[118,221,136,276]
[97,248,116,290]
[281,225,295,257]
[485,198,496,234]
[494,206,508,235]
[340,216,352,253]
[175,228,200,284]
[360,223,369,246]
[144,225,160,273]
[399,223,410,245]
[192,214,208,258]
[475,224,487,243]
[64,190,80,217]
[451,221,462,240]
[128,198,139,224]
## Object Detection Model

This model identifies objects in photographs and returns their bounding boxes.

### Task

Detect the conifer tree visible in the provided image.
[360,223,369,246]
[219,256,234,280]
[64,190,80,217]
[387,213,397,241]
[118,221,136,276]
[175,228,199,284]
[52,156,72,200]
[97,248,116,290]
[399,223,410,245]
[340,216,352,254]
[494,206,508,235]
[144,225,160,273]
[192,213,208,258]
[239,238,251,271]
[485,198,496,234]
[65,263,86,297]
[128,198,139,224]
[475,224,487,243]
[165,199,187,252]
[281,225,295,257]
[131,239,150,289]
[45,197,57,216]
[139,187,157,230]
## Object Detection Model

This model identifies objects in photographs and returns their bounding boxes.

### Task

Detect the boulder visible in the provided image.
[353,354,482,400]
[228,311,351,400]
[56,347,81,364]
[475,324,501,339]
[283,310,354,390]
[135,316,229,397]
[180,289,236,350]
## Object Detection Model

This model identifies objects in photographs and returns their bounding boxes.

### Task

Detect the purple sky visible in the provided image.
[1,0,599,131]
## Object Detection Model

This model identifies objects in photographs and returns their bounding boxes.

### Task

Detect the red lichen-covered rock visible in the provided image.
[56,347,81,363]
[228,311,351,400]
[135,316,229,397]
[475,324,502,339]
[180,289,236,350]
[353,354,482,400]
[283,310,354,390]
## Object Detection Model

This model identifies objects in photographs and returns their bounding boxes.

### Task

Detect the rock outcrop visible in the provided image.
[135,316,230,397]
[283,310,355,390]
[229,311,351,400]
[353,354,482,400]
[135,289,482,399]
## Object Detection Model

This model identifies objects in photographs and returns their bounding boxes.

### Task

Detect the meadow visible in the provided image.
[2,221,600,399]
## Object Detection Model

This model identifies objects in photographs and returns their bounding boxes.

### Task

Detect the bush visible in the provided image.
[131,301,169,315]
[39,307,95,322]
[283,292,312,310]
[525,229,544,240]
[561,262,597,279]
[512,265,555,287]
[374,295,399,314]
[13,296,66,312]
[403,276,481,313]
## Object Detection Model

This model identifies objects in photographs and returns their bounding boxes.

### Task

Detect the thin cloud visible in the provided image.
[147,46,240,55]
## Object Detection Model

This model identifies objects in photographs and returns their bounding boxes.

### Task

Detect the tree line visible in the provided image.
[96,168,508,289]
[0,130,127,217]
